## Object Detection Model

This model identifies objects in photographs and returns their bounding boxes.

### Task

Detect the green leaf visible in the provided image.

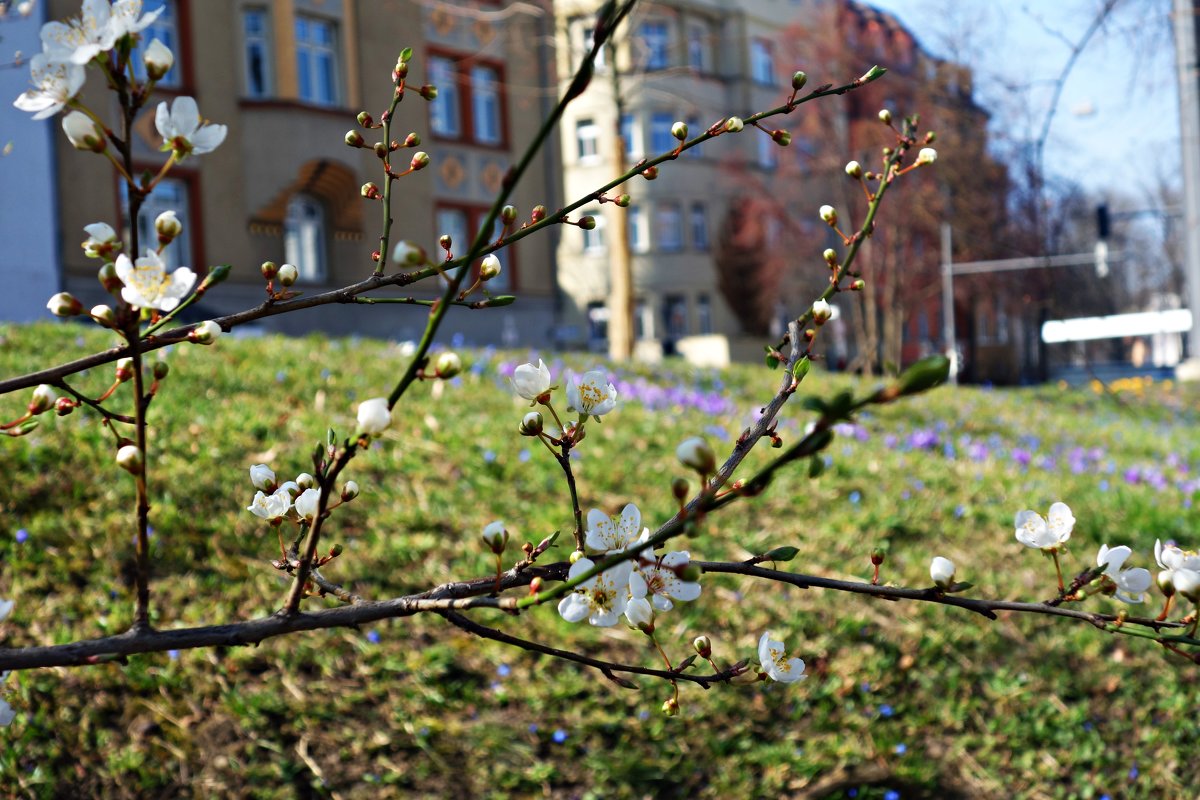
[763,546,799,562]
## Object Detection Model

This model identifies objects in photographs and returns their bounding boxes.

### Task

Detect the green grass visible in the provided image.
[1,321,1199,799]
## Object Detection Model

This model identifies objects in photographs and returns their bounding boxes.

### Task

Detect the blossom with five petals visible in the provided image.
[12,53,85,119]
[557,558,634,627]
[584,503,645,554]
[1096,544,1152,604]
[114,248,196,311]
[758,631,807,683]
[246,488,292,521]
[1015,502,1075,551]
[155,96,227,158]
[635,550,702,611]
[566,369,617,418]
[39,0,162,64]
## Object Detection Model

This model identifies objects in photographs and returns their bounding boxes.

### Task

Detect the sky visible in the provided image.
[864,0,1181,205]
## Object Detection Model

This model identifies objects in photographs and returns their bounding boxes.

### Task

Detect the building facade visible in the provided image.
[26,0,561,345]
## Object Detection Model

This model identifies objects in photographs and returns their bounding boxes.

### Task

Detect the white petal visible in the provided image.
[189,124,227,154]
[558,594,590,623]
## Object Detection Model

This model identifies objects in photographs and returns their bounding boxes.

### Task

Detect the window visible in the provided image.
[434,206,512,288]
[471,65,502,145]
[284,194,327,282]
[428,54,507,146]
[697,294,713,335]
[685,115,702,158]
[122,177,192,273]
[663,295,687,340]
[628,204,648,252]
[576,118,599,162]
[619,113,639,160]
[751,38,775,85]
[296,15,339,106]
[690,203,708,250]
[639,21,669,70]
[429,57,460,137]
[649,112,675,154]
[757,130,778,169]
[243,8,272,98]
[587,301,609,347]
[581,207,604,253]
[131,1,180,88]
[686,22,710,72]
[656,202,683,252]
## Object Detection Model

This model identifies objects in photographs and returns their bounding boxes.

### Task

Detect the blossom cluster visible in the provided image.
[245,464,358,525]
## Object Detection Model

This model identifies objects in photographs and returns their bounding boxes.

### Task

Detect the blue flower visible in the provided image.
[893,743,907,755]
[366,630,381,644]
[849,491,862,505]
[496,664,511,678]
[884,790,900,800]
[879,704,895,718]
[14,529,28,544]
[552,729,568,744]
[167,649,179,660]
[528,723,539,734]
[1129,764,1139,780]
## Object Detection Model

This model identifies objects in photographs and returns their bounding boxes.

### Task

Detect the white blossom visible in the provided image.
[758,631,807,683]
[356,397,391,435]
[930,556,956,588]
[566,369,617,418]
[512,359,552,402]
[557,558,633,627]
[82,222,119,258]
[635,550,701,612]
[1096,544,1152,604]
[294,488,321,521]
[12,53,86,120]
[114,249,196,311]
[62,110,104,150]
[142,38,174,80]
[246,488,292,521]
[40,0,162,65]
[155,96,227,157]
[584,503,645,554]
[675,437,715,474]
[1014,502,1074,551]
[249,464,276,491]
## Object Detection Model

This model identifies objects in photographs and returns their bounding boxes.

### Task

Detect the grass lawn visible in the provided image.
[1,321,1199,799]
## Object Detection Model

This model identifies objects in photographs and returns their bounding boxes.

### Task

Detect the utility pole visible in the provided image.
[607,38,635,361]
[1173,0,1200,377]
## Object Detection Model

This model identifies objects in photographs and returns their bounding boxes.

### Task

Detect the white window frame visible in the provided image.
[628,204,649,252]
[471,64,502,145]
[428,56,460,138]
[581,207,605,253]
[576,118,600,163]
[284,194,328,282]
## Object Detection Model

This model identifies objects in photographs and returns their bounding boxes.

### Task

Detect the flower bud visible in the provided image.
[434,351,462,379]
[642,166,658,180]
[871,548,886,566]
[152,361,169,380]
[373,142,388,158]
[819,205,838,226]
[531,205,547,223]
[693,635,712,658]
[569,550,585,564]
[90,304,115,326]
[357,397,392,435]
[500,205,517,225]
[115,357,134,383]
[519,411,544,436]
[480,254,502,281]
[340,480,360,502]
[771,129,791,146]
[84,223,120,260]
[55,397,75,416]
[98,261,122,291]
[615,194,631,208]
[823,248,838,266]
[361,182,380,199]
[850,279,865,291]
[143,38,174,81]
[62,111,105,152]
[845,160,863,179]
[529,576,544,594]
[419,84,437,100]
[188,320,222,345]
[329,543,344,557]
[662,698,679,717]
[579,215,596,230]
[878,109,892,124]
[278,263,299,286]
[116,444,143,475]
[676,436,716,474]
[811,299,832,324]
[249,464,276,491]
[29,384,56,415]
[46,292,83,317]
[724,116,744,133]
[296,473,316,490]
[671,476,689,500]
[357,111,373,127]
[344,130,365,147]
[671,120,688,140]
[404,132,421,147]
[896,354,951,396]
[392,241,427,265]
[261,261,278,280]
[481,521,509,555]
[930,556,956,589]
[439,234,453,252]
[410,151,430,171]
[792,71,808,91]
[393,60,409,81]
[916,147,938,165]
[155,210,182,242]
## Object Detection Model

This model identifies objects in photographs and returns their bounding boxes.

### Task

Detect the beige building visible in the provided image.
[553,0,831,364]
[49,0,561,345]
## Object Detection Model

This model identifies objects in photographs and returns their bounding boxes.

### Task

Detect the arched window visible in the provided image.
[284,194,327,282]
